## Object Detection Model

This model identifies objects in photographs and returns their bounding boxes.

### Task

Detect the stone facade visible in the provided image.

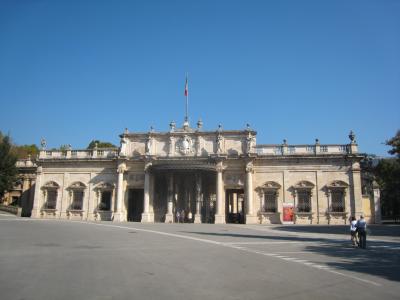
[29,122,368,224]
[0,158,36,217]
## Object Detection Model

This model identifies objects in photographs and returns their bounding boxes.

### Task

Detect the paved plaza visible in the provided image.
[0,213,399,300]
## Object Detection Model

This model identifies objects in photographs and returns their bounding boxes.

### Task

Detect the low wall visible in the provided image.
[0,204,22,216]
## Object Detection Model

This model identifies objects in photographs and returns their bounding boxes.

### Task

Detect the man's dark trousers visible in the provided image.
[358,229,366,248]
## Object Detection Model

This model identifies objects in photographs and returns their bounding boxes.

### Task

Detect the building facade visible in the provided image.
[30,121,366,224]
[0,158,36,217]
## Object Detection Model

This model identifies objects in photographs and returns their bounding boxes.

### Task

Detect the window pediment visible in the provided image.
[42,181,60,189]
[293,181,315,190]
[68,181,87,190]
[327,180,348,189]
[95,182,115,191]
[260,181,281,190]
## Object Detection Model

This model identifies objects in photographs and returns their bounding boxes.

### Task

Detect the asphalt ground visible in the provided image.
[0,212,399,300]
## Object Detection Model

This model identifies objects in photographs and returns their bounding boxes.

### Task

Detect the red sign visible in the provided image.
[283,203,294,223]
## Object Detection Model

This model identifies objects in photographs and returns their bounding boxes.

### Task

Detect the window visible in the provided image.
[46,190,57,209]
[42,181,60,210]
[326,181,348,213]
[99,191,111,211]
[297,190,311,212]
[331,190,345,212]
[264,191,277,213]
[71,190,84,210]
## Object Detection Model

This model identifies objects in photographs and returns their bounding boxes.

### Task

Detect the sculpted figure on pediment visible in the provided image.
[216,134,223,154]
[246,132,255,154]
[145,137,153,155]
[119,136,127,157]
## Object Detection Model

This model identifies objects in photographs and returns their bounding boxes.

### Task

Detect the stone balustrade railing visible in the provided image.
[255,144,356,156]
[39,148,119,159]
[16,159,37,167]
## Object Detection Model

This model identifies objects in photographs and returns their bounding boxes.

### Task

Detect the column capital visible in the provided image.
[117,162,126,174]
[216,161,226,173]
[144,161,152,173]
[245,161,254,173]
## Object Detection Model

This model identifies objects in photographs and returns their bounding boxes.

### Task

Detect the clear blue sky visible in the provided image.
[0,0,399,156]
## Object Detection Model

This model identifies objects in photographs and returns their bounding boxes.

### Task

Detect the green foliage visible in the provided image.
[87,140,117,149]
[59,144,70,151]
[0,132,18,198]
[12,144,39,159]
[386,130,400,158]
[374,130,400,219]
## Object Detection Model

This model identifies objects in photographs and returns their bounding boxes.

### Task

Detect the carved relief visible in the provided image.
[176,135,194,155]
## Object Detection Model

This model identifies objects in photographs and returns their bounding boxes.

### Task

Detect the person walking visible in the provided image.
[356,215,367,249]
[350,216,358,247]
[176,210,180,223]
[180,209,186,223]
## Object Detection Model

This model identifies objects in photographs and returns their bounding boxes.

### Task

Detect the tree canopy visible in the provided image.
[87,140,117,149]
[374,130,400,220]
[386,130,400,158]
[12,144,39,159]
[0,132,18,198]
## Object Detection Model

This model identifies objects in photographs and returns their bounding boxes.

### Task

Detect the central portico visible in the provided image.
[117,119,257,224]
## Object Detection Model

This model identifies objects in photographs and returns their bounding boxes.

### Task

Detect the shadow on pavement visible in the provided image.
[271,225,400,238]
[183,231,400,282]
[304,243,400,282]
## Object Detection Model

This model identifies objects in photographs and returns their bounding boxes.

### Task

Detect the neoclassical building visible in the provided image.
[31,120,366,224]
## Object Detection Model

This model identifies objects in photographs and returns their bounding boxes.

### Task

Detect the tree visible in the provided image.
[12,144,39,159]
[87,140,117,149]
[374,130,400,220]
[386,130,400,158]
[0,133,18,199]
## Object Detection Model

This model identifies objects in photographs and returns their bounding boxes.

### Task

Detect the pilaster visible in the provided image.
[31,166,43,218]
[350,161,363,217]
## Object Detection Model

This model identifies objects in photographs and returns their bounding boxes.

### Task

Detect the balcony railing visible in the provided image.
[255,144,351,156]
[39,148,118,159]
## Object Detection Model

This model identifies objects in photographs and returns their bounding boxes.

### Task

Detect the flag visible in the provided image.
[184,76,188,97]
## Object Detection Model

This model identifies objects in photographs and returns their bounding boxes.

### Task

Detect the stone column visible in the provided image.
[245,161,257,224]
[31,167,43,218]
[214,162,225,224]
[113,162,126,222]
[350,161,363,217]
[141,162,154,223]
[373,182,381,224]
[232,193,238,214]
[165,173,174,223]
[194,174,202,223]
[326,189,331,224]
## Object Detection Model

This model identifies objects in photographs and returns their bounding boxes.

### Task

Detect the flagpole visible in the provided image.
[185,73,189,123]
